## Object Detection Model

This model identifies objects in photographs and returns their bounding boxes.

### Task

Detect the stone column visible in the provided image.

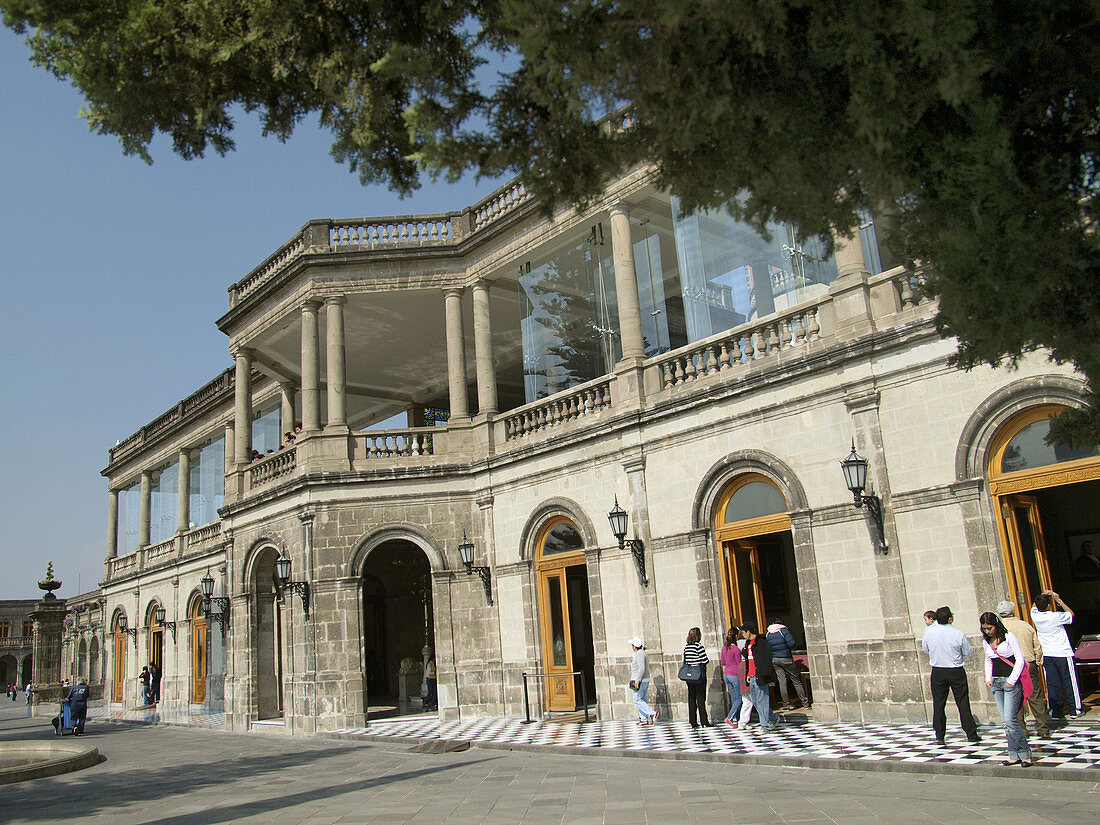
[233,349,253,467]
[30,595,67,707]
[829,232,874,339]
[224,422,235,466]
[301,300,322,433]
[177,449,191,533]
[444,288,469,420]
[324,296,348,432]
[107,489,119,559]
[471,281,498,416]
[609,204,646,362]
[280,382,296,436]
[138,470,152,548]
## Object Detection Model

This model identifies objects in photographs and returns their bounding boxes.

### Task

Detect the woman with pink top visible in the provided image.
[981,611,1032,767]
[720,627,744,728]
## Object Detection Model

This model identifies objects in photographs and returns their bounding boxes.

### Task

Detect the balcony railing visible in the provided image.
[503,377,613,442]
[185,521,222,548]
[353,428,438,459]
[250,447,297,488]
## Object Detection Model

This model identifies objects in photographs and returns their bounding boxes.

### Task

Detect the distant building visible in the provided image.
[0,600,37,687]
[86,168,1097,733]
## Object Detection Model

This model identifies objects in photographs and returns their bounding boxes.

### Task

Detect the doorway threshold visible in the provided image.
[250,717,288,734]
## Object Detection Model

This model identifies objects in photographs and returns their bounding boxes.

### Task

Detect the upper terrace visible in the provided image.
[102,169,935,581]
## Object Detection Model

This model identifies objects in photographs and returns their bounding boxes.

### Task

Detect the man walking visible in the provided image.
[921,605,981,745]
[67,678,90,736]
[1031,590,1084,719]
[738,623,779,733]
[997,600,1050,738]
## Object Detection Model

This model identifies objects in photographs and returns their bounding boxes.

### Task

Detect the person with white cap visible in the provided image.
[996,600,1050,738]
[629,637,657,725]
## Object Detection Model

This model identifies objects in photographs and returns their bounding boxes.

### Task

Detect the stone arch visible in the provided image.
[77,637,88,680]
[955,375,1090,481]
[518,497,599,561]
[110,607,128,631]
[89,637,101,685]
[692,449,810,530]
[0,655,16,685]
[347,523,447,578]
[242,534,289,595]
[144,599,163,627]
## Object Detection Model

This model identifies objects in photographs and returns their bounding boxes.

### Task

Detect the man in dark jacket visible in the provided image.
[766,619,811,711]
[739,623,779,732]
[67,679,90,735]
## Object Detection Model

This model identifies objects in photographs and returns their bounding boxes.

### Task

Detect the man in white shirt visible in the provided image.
[920,605,981,745]
[1031,590,1084,719]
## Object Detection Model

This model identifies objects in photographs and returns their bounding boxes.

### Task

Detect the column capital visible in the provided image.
[608,202,630,219]
[231,346,254,362]
[444,286,465,299]
[323,294,346,307]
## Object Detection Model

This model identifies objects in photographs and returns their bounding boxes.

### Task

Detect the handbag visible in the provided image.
[677,659,704,684]
[995,652,1034,699]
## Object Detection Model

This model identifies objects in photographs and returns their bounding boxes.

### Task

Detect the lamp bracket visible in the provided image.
[284,581,311,618]
[853,493,889,554]
[466,565,493,605]
[204,596,231,632]
[160,621,177,642]
[618,537,649,585]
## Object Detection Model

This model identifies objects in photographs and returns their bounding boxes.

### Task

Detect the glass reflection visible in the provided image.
[1001,419,1100,474]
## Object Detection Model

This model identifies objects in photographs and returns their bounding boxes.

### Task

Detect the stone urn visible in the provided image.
[38,562,62,600]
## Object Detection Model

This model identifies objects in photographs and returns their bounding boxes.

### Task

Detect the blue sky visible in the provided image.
[0,27,499,600]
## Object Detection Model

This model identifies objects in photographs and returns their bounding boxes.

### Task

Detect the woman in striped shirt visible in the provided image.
[683,627,711,727]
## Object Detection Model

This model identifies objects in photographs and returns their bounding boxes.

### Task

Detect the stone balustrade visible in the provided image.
[330,216,455,246]
[503,378,613,442]
[874,265,930,310]
[474,181,531,230]
[232,235,305,306]
[249,447,296,487]
[107,553,138,580]
[185,521,222,548]
[353,428,438,459]
[144,538,176,565]
[652,304,825,390]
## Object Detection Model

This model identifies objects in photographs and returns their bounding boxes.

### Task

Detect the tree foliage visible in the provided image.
[5,0,1100,441]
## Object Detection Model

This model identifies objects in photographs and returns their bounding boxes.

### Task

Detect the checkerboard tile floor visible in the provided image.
[88,704,224,729]
[334,716,1100,771]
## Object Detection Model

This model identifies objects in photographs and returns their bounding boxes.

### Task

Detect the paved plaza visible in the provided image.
[3,703,1099,825]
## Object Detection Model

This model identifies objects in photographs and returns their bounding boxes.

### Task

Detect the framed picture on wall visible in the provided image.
[1066,529,1100,582]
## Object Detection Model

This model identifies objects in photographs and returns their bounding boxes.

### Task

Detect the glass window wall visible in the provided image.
[189,437,225,528]
[149,462,178,543]
[252,408,281,455]
[118,481,141,555]
[520,227,621,402]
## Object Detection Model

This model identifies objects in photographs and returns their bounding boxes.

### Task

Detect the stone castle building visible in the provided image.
[75,166,1098,733]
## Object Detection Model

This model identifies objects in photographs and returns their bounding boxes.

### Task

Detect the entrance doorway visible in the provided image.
[148,606,163,703]
[251,547,284,720]
[113,617,126,703]
[535,517,597,712]
[359,540,434,719]
[989,406,1100,635]
[715,474,806,653]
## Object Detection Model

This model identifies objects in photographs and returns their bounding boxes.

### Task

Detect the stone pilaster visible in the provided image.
[444,288,469,420]
[324,296,349,433]
[301,301,322,433]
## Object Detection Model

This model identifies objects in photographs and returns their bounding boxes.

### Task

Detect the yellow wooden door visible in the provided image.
[998,494,1052,617]
[539,567,576,711]
[192,615,207,704]
[113,632,126,703]
[722,540,765,631]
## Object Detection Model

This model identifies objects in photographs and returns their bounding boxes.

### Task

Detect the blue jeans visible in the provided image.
[749,676,776,731]
[991,677,1031,762]
[722,673,743,722]
[632,678,655,721]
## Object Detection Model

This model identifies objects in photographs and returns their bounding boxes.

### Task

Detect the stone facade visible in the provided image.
[0,599,36,689]
[88,170,1099,734]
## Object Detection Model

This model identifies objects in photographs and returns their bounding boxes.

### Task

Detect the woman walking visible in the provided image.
[682,627,711,728]
[720,627,744,728]
[980,611,1032,767]
[629,637,657,725]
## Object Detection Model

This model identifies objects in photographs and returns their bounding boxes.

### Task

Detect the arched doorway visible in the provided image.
[988,405,1100,639]
[77,638,88,681]
[535,517,596,712]
[147,604,163,702]
[251,547,284,720]
[359,540,434,718]
[20,656,31,688]
[714,474,805,645]
[0,656,14,685]
[190,596,208,704]
[112,613,127,702]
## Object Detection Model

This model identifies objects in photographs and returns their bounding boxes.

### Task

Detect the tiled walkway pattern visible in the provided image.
[338,715,1100,772]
